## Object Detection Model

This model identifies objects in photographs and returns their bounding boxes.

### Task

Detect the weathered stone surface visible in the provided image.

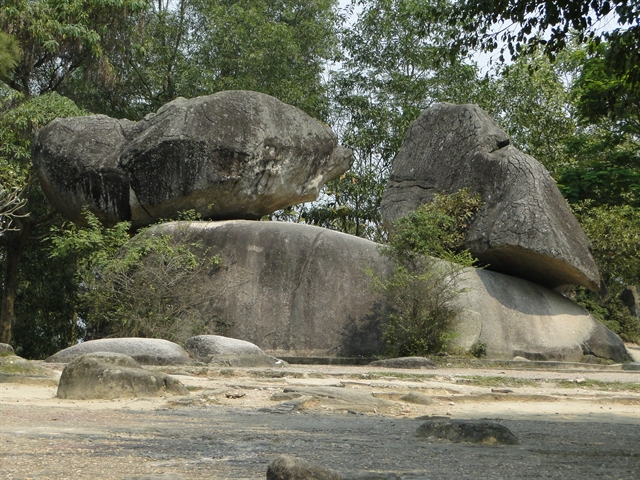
[0,343,14,354]
[282,386,392,412]
[621,286,640,318]
[380,103,601,292]
[267,455,342,480]
[185,335,263,359]
[33,91,352,229]
[56,352,188,400]
[45,338,191,365]
[416,419,519,445]
[368,357,436,369]
[142,220,629,362]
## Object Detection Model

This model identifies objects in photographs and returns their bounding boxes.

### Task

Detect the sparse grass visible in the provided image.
[555,379,640,392]
[454,376,541,388]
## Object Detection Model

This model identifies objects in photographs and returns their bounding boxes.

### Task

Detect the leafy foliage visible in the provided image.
[450,0,640,84]
[50,212,225,344]
[374,190,481,357]
[60,0,340,120]
[571,202,640,342]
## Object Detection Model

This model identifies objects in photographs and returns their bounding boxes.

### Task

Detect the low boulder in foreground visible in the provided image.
[56,352,188,400]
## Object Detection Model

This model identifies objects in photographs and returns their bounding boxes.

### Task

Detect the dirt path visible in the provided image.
[1,363,639,479]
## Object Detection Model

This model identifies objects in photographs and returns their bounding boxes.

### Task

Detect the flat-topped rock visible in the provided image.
[380,103,601,292]
[45,338,191,365]
[33,90,352,228]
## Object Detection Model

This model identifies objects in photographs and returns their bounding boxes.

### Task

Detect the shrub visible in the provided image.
[374,189,482,356]
[50,212,225,344]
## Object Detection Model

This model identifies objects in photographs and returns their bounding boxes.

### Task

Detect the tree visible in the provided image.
[60,0,340,120]
[557,42,639,207]
[0,91,87,344]
[450,0,640,83]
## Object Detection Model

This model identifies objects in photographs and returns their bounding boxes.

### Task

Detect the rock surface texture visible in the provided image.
[56,352,188,400]
[416,419,519,445]
[45,338,191,365]
[380,103,601,292]
[266,455,342,480]
[33,90,352,228]
[144,220,629,362]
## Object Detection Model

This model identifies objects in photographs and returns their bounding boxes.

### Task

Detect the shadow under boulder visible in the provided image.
[57,352,188,400]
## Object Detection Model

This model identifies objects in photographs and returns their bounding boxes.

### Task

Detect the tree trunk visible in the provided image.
[0,221,32,344]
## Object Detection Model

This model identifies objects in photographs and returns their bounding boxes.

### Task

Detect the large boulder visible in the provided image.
[45,338,192,365]
[380,103,601,292]
[56,352,188,400]
[33,90,352,229]
[184,335,285,367]
[141,220,630,362]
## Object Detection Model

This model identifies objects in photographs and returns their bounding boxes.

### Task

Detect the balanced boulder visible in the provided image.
[45,338,191,365]
[380,103,601,292]
[56,352,188,400]
[33,90,352,229]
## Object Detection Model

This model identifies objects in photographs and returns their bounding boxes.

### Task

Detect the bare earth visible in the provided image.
[1,359,640,480]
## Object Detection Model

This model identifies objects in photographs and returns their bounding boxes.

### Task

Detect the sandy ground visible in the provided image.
[1,361,639,479]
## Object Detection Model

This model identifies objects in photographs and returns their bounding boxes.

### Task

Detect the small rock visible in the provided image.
[0,343,15,355]
[416,419,519,445]
[491,388,513,394]
[267,454,342,480]
[512,356,530,362]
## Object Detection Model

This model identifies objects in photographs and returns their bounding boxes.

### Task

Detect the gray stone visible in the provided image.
[45,338,191,365]
[380,103,601,292]
[416,419,519,445]
[56,352,188,400]
[185,335,264,359]
[621,286,640,318]
[368,357,436,369]
[399,392,434,405]
[0,343,14,354]
[267,455,342,480]
[118,220,631,363]
[33,90,352,229]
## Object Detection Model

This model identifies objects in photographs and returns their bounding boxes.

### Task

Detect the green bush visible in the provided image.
[374,189,482,356]
[50,212,225,344]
